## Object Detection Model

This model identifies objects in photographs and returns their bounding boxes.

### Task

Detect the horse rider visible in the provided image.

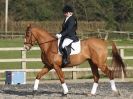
[56,5,79,66]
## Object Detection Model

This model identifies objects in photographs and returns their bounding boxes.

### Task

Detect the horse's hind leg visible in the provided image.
[33,66,51,91]
[88,59,99,95]
[99,64,118,92]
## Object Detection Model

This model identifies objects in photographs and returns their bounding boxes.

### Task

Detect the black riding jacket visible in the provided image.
[60,15,78,42]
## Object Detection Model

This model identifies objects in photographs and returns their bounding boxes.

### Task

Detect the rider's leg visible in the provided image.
[62,38,73,48]
[61,38,73,66]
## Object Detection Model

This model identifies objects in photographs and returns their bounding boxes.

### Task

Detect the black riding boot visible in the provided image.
[62,46,70,67]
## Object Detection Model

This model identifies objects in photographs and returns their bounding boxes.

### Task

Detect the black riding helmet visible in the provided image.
[63,5,73,13]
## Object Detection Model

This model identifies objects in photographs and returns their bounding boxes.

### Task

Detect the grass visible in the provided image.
[0,38,24,47]
[114,39,133,46]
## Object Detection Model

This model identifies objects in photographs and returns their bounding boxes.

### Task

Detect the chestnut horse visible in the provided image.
[24,25,126,96]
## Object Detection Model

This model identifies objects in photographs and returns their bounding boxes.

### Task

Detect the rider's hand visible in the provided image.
[56,33,62,38]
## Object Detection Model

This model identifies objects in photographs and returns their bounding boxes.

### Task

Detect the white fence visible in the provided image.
[0,29,133,39]
[0,46,133,79]
[97,29,133,40]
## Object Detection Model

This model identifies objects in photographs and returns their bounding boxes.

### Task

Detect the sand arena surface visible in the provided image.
[0,80,132,99]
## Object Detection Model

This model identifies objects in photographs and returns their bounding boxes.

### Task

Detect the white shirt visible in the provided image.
[65,13,72,23]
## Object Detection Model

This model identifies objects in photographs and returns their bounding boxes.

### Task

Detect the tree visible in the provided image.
[0,0,5,17]
[113,0,132,30]
[8,0,60,21]
[1,0,133,31]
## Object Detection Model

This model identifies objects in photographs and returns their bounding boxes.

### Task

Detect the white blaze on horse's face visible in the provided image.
[24,38,26,42]
[24,38,31,51]
[24,37,31,51]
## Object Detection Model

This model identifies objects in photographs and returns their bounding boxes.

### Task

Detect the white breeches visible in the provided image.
[62,38,73,48]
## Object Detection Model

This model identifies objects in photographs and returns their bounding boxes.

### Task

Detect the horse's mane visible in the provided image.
[30,25,57,40]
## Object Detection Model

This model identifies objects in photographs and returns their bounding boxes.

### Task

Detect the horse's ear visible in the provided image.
[27,24,32,29]
[26,24,31,31]
[26,24,32,32]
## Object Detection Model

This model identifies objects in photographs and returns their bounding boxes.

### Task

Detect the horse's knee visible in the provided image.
[36,73,42,79]
[36,68,50,79]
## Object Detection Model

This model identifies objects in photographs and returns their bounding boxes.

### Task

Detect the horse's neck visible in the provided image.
[35,29,57,52]
[39,40,58,55]
[36,30,55,44]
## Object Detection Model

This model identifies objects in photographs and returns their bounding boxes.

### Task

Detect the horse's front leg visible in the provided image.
[54,65,68,95]
[33,66,51,93]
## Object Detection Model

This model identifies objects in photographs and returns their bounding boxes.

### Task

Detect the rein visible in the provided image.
[38,38,57,45]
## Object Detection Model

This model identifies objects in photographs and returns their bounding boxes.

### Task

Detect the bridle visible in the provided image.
[24,30,35,46]
[24,30,57,47]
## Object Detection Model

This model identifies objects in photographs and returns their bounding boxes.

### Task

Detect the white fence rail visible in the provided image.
[0,46,133,79]
[0,30,133,39]
[97,29,133,40]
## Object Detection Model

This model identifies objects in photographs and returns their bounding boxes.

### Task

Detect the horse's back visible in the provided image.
[81,38,107,49]
[80,38,108,63]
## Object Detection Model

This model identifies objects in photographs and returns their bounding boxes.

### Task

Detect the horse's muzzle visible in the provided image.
[24,45,31,51]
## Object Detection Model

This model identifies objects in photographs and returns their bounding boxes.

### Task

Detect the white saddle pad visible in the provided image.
[58,39,81,55]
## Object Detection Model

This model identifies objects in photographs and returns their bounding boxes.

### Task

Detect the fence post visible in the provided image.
[120,48,124,81]
[127,33,130,40]
[72,66,77,79]
[21,50,26,70]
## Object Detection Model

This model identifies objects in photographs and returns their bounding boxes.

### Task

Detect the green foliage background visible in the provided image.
[0,0,133,31]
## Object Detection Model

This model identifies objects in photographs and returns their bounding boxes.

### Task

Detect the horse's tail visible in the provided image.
[111,42,127,77]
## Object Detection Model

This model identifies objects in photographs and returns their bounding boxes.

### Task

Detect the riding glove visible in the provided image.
[56,33,62,38]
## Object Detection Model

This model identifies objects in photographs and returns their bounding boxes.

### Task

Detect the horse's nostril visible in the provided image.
[24,45,30,51]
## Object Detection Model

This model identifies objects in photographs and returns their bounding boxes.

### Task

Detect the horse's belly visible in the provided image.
[67,55,87,67]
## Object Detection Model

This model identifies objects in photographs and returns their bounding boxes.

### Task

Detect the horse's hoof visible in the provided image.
[85,92,96,96]
[62,93,67,97]
[112,90,120,96]
[32,90,38,96]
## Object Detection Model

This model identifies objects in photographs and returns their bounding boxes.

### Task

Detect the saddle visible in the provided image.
[58,38,81,55]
